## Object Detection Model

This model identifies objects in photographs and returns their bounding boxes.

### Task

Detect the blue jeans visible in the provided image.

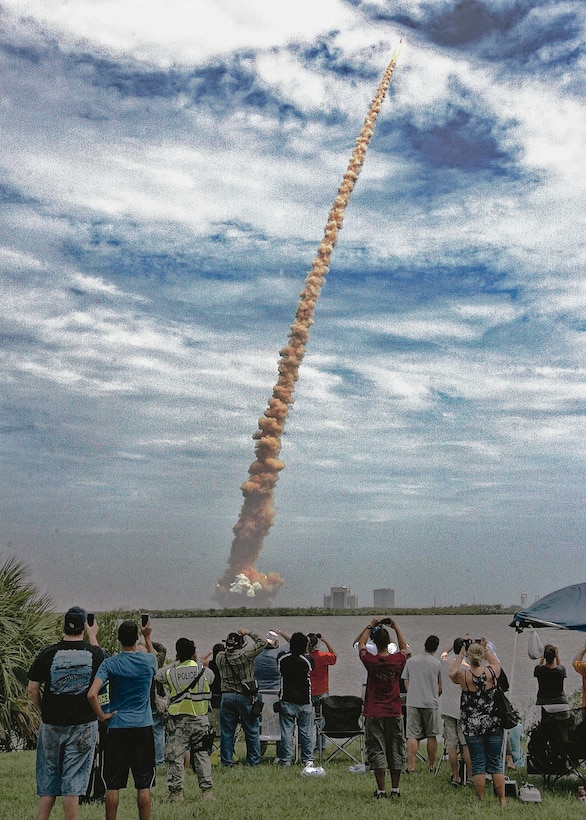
[465,730,504,776]
[279,701,314,765]
[220,692,261,766]
[312,694,327,751]
[152,711,165,766]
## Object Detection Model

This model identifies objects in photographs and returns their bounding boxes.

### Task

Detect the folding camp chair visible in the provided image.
[317,695,365,767]
[259,690,290,759]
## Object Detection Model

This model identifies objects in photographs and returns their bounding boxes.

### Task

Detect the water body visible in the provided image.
[151,613,585,721]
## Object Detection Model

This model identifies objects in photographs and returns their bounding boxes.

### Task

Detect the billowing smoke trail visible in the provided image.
[215,45,402,606]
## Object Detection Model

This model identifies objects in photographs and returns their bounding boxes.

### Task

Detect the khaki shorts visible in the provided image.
[442,715,466,749]
[365,716,405,772]
[406,707,441,740]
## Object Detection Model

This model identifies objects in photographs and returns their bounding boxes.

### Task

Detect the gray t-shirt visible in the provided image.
[439,653,464,718]
[402,652,441,709]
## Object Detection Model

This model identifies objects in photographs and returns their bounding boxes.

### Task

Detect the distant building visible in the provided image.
[374,588,395,608]
[520,592,528,608]
[324,586,358,609]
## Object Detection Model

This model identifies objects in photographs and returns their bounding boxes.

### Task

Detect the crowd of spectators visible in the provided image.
[27,608,586,816]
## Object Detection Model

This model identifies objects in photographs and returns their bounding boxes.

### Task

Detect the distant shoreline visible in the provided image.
[80,604,517,619]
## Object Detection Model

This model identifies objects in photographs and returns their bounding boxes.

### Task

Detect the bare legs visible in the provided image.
[407,736,437,771]
[472,772,506,806]
[137,789,151,819]
[38,795,79,820]
[105,789,151,820]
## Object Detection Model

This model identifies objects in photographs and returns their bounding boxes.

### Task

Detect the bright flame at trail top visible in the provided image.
[215,44,402,607]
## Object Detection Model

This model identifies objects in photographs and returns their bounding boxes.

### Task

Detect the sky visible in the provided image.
[1,0,584,612]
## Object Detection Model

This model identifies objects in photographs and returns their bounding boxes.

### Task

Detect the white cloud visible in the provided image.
[1,0,358,64]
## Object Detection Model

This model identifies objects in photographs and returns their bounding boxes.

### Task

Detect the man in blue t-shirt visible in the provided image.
[88,620,158,820]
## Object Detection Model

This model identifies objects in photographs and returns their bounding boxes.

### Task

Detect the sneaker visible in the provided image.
[390,789,401,798]
[451,777,462,787]
[302,763,326,777]
[373,790,387,799]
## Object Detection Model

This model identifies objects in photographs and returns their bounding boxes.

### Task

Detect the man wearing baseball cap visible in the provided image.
[27,606,105,820]
[216,627,267,766]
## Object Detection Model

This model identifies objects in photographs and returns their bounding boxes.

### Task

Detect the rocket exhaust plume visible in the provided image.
[215,44,402,606]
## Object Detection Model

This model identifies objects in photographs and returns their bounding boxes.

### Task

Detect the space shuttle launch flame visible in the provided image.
[215,44,402,606]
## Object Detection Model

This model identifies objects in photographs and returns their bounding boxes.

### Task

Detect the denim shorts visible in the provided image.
[465,730,504,776]
[36,720,98,796]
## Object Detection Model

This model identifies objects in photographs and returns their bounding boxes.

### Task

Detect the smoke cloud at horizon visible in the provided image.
[215,45,402,607]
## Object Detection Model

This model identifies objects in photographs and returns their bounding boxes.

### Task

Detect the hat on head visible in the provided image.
[225,632,244,650]
[64,606,86,634]
[266,630,279,649]
[176,638,196,662]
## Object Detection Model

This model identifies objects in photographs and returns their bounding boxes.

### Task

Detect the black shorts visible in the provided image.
[103,727,156,791]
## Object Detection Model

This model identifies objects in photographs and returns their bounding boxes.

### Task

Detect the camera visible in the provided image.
[462,637,472,650]
[87,613,95,627]
[380,618,391,625]
[141,613,149,627]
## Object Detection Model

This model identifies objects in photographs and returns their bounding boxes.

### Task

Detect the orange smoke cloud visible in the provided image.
[215,45,402,607]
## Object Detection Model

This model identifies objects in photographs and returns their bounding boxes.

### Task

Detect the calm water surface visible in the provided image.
[151,614,585,722]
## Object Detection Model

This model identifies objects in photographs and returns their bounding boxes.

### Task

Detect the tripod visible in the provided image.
[434,743,467,784]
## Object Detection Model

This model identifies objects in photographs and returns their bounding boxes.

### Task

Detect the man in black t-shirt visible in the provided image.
[27,606,105,820]
[276,632,315,766]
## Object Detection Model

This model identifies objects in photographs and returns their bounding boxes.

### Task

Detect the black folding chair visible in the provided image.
[317,695,365,767]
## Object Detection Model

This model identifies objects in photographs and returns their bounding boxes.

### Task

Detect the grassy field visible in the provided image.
[2,742,586,820]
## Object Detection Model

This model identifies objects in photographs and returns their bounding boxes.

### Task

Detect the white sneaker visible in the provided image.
[301,762,326,777]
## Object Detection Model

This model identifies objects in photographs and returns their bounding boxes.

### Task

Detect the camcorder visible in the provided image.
[462,637,483,650]
[371,618,392,636]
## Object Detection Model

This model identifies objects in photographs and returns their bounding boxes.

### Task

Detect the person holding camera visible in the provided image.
[402,634,442,774]
[216,628,267,767]
[439,637,472,785]
[156,638,215,804]
[358,617,409,799]
[449,638,506,806]
[276,632,316,767]
[308,632,337,753]
[27,607,106,820]
[87,618,159,820]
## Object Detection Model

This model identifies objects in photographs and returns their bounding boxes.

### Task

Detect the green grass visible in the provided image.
[2,742,586,820]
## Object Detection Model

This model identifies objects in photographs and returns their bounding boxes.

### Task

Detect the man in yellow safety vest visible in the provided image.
[156,638,215,803]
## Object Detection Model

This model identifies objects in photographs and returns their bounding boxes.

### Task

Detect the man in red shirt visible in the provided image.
[308,633,337,753]
[358,617,408,800]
